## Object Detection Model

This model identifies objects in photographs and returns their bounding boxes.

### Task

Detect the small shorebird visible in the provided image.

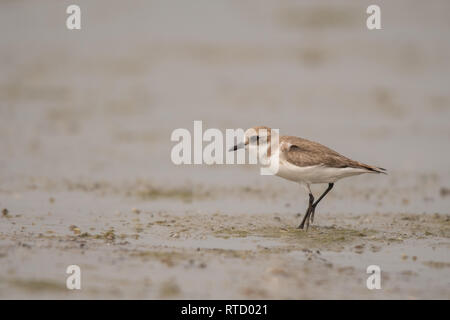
[230,126,386,230]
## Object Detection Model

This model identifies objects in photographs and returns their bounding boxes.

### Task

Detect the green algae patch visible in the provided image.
[6,278,65,292]
[214,229,251,238]
[423,261,450,269]
[91,229,116,241]
[134,184,216,202]
[159,279,181,298]
[136,187,196,202]
[397,213,450,239]
[214,224,378,250]
[129,250,188,266]
[203,248,255,259]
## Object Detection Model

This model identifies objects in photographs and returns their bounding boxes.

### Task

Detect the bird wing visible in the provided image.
[280,136,386,173]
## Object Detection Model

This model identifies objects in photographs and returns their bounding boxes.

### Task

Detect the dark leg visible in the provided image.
[298,193,314,229]
[310,183,334,224]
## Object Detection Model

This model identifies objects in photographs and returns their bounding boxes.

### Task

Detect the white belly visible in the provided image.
[275,159,368,184]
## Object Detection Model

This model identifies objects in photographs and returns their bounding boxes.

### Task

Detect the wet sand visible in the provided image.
[1,0,450,299]
[1,178,449,299]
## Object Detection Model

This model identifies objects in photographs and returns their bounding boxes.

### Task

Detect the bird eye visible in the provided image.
[250,135,259,143]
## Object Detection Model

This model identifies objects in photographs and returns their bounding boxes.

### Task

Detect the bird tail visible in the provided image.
[359,163,387,174]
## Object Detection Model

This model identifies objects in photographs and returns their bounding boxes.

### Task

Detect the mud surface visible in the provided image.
[1,0,450,299]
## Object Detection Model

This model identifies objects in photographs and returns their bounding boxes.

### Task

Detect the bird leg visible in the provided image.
[309,183,334,224]
[298,193,314,230]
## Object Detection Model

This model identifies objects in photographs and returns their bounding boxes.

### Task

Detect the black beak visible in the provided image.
[229,142,245,152]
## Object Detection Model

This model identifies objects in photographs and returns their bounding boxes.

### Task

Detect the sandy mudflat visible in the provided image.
[1,1,450,299]
[0,179,449,299]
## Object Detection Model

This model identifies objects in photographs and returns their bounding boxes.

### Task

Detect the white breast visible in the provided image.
[273,153,368,184]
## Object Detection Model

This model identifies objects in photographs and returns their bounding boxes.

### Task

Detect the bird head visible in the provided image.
[229,126,272,152]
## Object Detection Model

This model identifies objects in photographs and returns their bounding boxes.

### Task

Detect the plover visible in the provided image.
[230,126,386,230]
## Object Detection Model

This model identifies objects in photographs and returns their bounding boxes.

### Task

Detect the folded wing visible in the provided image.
[280,136,386,173]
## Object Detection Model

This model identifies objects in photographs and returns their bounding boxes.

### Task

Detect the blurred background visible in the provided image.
[1,0,450,300]
[1,0,449,214]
